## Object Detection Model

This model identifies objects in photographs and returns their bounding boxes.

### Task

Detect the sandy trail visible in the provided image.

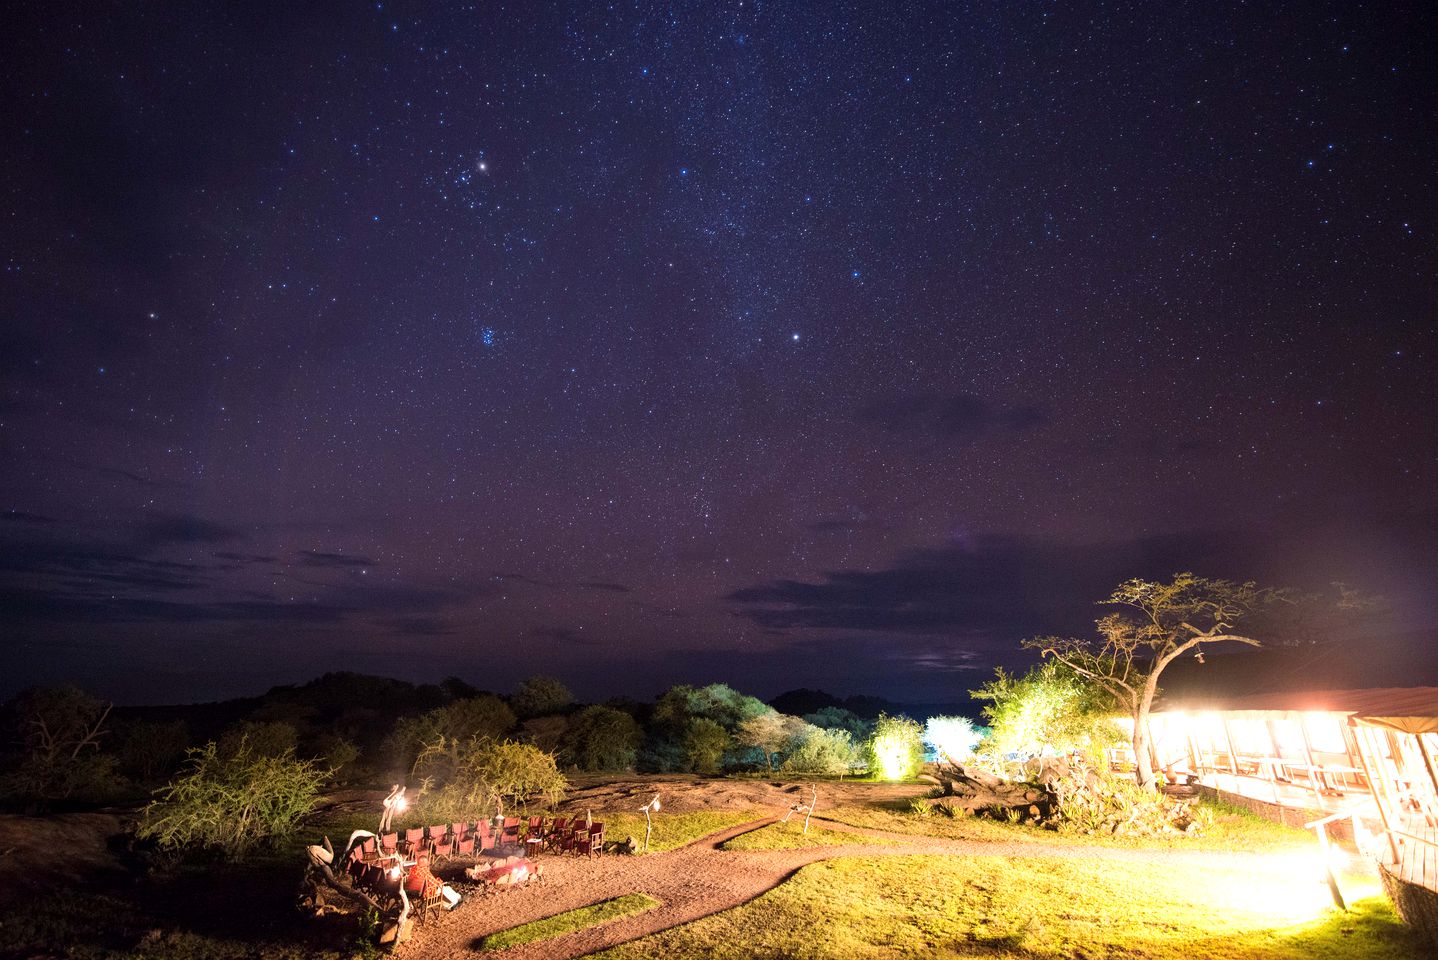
[412,815,1290,960]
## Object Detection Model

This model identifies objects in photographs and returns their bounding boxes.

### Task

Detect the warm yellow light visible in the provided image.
[874,736,908,780]
[395,796,408,811]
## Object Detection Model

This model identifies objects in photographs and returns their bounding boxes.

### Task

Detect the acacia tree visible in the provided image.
[1026,573,1275,791]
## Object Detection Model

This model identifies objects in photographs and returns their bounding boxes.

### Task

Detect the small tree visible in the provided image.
[970,662,1120,760]
[1027,573,1274,790]
[2,686,119,805]
[865,714,924,780]
[137,738,328,858]
[735,711,805,772]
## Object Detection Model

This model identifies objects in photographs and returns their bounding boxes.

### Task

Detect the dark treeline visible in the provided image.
[0,672,954,811]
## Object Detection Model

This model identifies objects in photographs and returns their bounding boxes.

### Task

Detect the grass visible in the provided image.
[599,809,765,852]
[591,854,1423,960]
[819,795,1316,852]
[719,820,902,851]
[477,893,661,951]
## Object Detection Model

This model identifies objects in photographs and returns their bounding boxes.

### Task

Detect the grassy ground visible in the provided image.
[819,796,1316,852]
[719,820,903,851]
[477,893,661,951]
[600,810,764,852]
[591,854,1425,960]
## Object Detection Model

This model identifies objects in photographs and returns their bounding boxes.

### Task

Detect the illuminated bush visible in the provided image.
[864,714,924,780]
[782,725,859,775]
[924,715,981,764]
[970,661,1120,759]
[412,736,566,820]
[137,738,327,859]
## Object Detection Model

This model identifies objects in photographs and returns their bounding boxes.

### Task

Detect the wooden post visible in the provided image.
[1264,718,1284,804]
[1414,732,1438,806]
[1349,719,1400,863]
[1295,714,1325,805]
[1221,716,1242,790]
[1313,822,1347,911]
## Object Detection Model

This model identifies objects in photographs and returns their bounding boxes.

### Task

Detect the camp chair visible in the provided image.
[402,827,425,856]
[500,816,522,848]
[544,817,569,851]
[456,836,475,857]
[575,822,604,857]
[379,832,399,855]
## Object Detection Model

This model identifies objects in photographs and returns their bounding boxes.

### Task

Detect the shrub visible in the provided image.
[1,686,122,806]
[1048,768,1212,837]
[682,718,730,775]
[412,736,566,820]
[137,738,328,858]
[561,705,643,771]
[311,733,359,779]
[803,706,874,742]
[383,695,516,772]
[217,720,296,759]
[782,725,858,775]
[864,714,924,779]
[924,715,981,765]
[970,662,1120,760]
[116,720,190,783]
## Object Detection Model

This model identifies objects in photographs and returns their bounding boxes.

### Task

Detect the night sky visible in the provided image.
[3,2,1435,706]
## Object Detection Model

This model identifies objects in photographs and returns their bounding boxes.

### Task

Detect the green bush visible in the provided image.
[561,705,643,771]
[782,725,858,775]
[136,738,329,858]
[864,714,924,779]
[682,718,730,775]
[412,736,566,821]
[383,696,516,773]
[970,661,1120,760]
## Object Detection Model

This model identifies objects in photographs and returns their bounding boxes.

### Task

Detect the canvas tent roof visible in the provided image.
[1155,687,1438,735]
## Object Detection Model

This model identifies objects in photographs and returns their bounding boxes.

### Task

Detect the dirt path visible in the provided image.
[413,816,1292,960]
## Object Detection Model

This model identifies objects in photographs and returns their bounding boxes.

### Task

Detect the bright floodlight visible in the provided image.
[924,716,980,764]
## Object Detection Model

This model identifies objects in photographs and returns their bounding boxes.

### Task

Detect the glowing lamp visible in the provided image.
[873,735,908,780]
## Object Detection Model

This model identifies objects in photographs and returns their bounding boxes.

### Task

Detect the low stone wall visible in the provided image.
[1195,785,1352,840]
[1379,863,1438,951]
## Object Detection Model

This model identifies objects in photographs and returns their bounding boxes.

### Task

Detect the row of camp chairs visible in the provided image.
[353,817,607,864]
[526,816,606,856]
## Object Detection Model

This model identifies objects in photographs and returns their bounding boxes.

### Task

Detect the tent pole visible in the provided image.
[1349,719,1399,862]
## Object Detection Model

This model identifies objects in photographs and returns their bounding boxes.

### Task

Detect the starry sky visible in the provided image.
[2,1,1435,705]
